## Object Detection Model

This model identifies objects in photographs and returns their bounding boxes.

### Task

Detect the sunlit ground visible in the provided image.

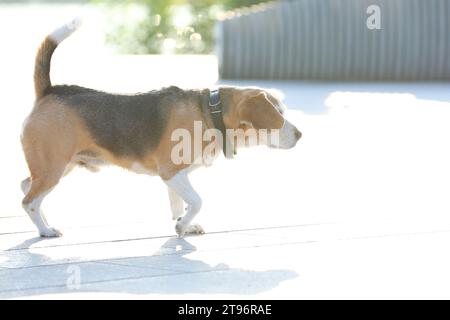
[1,4,450,299]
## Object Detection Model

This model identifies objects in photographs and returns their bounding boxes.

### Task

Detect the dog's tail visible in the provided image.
[34,18,82,100]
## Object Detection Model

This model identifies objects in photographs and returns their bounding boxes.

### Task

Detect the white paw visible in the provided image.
[175,220,187,237]
[39,227,63,238]
[186,224,205,235]
[175,221,205,237]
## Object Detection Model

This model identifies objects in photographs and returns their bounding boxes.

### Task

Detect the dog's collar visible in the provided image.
[208,88,235,159]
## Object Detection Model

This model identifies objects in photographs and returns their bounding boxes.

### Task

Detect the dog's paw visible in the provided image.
[175,221,205,237]
[175,220,187,237]
[185,224,205,235]
[39,227,63,238]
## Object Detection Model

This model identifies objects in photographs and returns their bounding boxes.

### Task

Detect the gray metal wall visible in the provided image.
[217,0,450,80]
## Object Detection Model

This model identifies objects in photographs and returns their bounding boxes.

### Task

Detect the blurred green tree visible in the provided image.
[93,0,271,54]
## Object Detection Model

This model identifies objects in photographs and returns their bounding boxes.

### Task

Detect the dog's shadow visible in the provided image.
[0,236,297,298]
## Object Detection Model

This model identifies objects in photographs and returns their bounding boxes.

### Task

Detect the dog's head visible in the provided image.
[225,87,301,150]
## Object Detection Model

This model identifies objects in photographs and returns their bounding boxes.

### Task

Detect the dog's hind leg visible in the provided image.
[22,163,68,237]
[21,164,73,194]
[21,135,74,237]
[21,162,75,228]
[22,157,68,237]
[21,177,31,195]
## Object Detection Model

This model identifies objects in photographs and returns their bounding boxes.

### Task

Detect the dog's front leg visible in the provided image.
[163,170,204,237]
[167,187,184,220]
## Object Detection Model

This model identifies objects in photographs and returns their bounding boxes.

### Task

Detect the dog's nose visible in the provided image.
[294,128,302,140]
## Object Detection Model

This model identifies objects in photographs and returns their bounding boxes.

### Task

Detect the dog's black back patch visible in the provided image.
[47,85,184,158]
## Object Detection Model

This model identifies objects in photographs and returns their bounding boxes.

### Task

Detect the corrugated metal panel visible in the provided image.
[217,0,450,80]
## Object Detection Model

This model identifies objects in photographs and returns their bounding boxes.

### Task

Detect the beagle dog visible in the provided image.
[21,20,302,238]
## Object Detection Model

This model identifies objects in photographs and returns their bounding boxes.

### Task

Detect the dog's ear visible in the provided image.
[238,92,285,130]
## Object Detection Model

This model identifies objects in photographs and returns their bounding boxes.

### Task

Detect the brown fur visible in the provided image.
[34,36,57,100]
[21,86,286,203]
